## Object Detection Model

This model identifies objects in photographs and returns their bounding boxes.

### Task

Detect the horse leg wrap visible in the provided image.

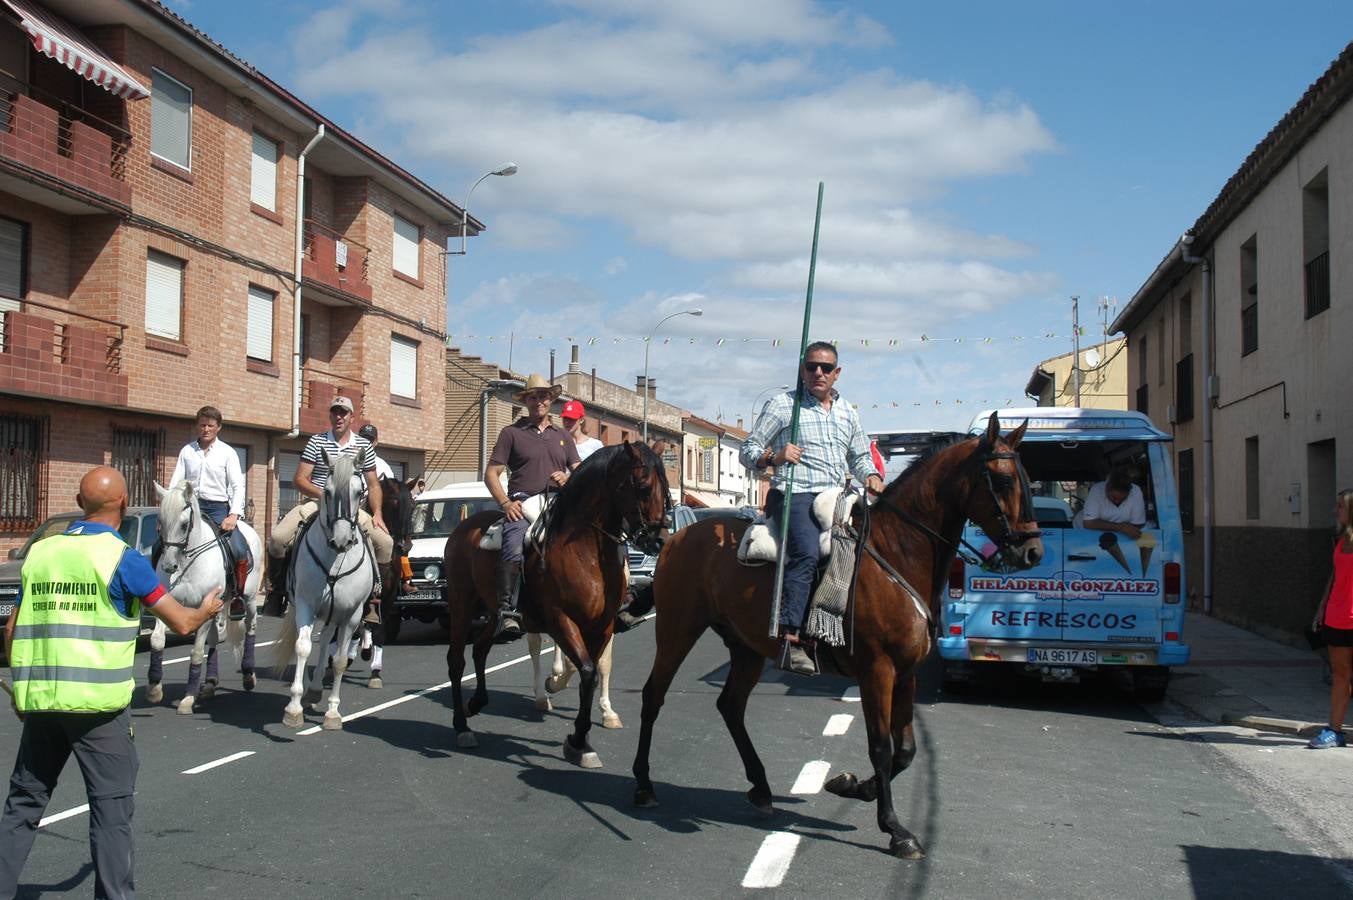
[206,647,220,683]
[185,661,202,697]
[241,633,256,675]
[147,652,163,687]
[371,645,383,673]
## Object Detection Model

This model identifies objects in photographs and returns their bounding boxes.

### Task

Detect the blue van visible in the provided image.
[937,408,1189,699]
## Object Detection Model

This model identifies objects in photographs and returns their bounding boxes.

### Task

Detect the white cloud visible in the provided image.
[603,256,627,275]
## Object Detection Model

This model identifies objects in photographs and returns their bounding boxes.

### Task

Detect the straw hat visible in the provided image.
[514,373,563,401]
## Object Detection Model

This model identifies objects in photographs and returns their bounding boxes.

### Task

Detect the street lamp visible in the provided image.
[750,384,791,428]
[448,163,518,257]
[641,307,702,442]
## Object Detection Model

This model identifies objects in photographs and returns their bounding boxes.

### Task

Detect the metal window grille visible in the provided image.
[0,413,48,530]
[112,426,164,507]
[1305,251,1330,319]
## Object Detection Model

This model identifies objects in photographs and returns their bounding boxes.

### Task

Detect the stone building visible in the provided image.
[0,0,468,550]
[1111,41,1353,640]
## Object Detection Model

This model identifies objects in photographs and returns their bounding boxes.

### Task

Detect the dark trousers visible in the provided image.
[499,494,532,564]
[198,499,249,561]
[766,489,820,632]
[0,708,138,900]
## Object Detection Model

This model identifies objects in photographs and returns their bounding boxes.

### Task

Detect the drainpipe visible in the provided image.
[1181,234,1214,614]
[479,386,490,474]
[286,123,326,439]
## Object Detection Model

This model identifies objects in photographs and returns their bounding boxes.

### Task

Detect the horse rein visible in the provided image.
[159,500,232,595]
[592,455,668,551]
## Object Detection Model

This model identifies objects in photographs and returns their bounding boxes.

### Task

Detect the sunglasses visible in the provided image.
[803,361,837,374]
[329,409,352,417]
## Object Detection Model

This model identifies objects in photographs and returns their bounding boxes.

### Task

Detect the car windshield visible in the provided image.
[1017,439,1159,530]
[411,498,499,538]
[18,516,77,558]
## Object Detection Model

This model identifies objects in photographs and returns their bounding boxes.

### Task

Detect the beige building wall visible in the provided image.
[1028,338,1128,409]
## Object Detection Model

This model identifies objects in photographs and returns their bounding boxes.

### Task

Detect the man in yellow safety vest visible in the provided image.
[1,466,223,900]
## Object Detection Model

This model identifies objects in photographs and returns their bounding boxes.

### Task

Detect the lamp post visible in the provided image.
[641,307,702,442]
[448,163,518,257]
[749,384,791,428]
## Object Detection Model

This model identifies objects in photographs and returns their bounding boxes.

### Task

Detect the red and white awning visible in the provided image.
[2,0,149,100]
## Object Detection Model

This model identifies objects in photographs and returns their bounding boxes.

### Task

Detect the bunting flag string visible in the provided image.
[448,330,1077,348]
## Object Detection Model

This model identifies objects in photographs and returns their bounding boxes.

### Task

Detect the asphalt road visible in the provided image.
[4,616,1350,898]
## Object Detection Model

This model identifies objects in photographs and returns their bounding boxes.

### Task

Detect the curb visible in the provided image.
[1221,713,1323,737]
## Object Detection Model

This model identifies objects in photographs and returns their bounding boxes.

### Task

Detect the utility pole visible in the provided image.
[1071,295,1082,407]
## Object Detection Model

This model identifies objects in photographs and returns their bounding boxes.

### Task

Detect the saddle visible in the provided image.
[478,494,551,551]
[202,515,253,596]
[737,488,857,565]
[291,513,382,597]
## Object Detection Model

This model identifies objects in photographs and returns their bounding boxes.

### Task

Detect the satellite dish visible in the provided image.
[1085,347,1101,367]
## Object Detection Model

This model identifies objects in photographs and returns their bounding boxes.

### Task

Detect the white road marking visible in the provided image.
[296,644,555,736]
[161,640,277,667]
[182,751,255,775]
[790,760,832,795]
[840,685,860,703]
[38,804,89,828]
[742,832,801,888]
[823,713,853,736]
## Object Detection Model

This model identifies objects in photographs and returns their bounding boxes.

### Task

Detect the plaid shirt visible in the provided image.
[740,389,875,492]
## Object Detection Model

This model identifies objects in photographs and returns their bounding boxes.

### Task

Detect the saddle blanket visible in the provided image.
[478,494,550,551]
[737,488,857,566]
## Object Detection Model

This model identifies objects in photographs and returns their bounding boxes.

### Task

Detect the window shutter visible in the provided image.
[390,335,417,398]
[392,215,420,277]
[246,286,273,361]
[151,69,192,168]
[145,251,183,340]
[250,132,278,210]
[0,217,22,300]
[277,451,300,518]
[388,460,405,482]
[234,445,249,493]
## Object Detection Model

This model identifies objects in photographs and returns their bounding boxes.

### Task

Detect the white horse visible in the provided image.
[527,634,622,729]
[273,452,375,731]
[149,480,264,714]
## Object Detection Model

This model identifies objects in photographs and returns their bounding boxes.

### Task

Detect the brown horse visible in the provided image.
[442,441,669,764]
[631,413,1043,858]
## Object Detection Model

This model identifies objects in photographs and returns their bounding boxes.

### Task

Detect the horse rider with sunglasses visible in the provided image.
[263,397,393,615]
[484,374,581,642]
[740,341,884,675]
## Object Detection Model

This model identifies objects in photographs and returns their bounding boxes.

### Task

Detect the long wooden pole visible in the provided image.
[768,182,825,638]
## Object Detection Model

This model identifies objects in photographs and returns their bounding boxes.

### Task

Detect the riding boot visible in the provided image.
[229,558,249,620]
[615,582,655,632]
[778,630,817,676]
[492,560,524,643]
[262,552,288,617]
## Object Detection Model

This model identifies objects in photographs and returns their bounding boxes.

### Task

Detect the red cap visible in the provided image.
[561,400,585,420]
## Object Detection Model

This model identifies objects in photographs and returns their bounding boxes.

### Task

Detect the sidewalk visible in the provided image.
[1167,610,1331,736]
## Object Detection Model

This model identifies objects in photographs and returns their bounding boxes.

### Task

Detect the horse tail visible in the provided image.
[271,602,299,673]
[227,616,246,664]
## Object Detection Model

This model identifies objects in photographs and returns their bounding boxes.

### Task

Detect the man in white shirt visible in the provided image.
[1079,468,1147,539]
[168,405,250,617]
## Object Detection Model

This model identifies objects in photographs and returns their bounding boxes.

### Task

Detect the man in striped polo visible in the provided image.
[264,397,392,614]
[1,466,223,899]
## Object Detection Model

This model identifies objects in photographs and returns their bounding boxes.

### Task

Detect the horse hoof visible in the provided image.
[367,675,383,690]
[746,787,775,815]
[322,712,343,731]
[890,836,926,860]
[302,688,322,708]
[535,696,553,712]
[242,672,256,692]
[467,695,487,717]
[563,738,603,769]
[197,681,216,701]
[145,683,163,704]
[634,788,659,809]
[823,772,858,797]
[456,731,479,749]
[545,675,568,694]
[601,712,623,730]
[176,697,195,715]
[283,709,304,729]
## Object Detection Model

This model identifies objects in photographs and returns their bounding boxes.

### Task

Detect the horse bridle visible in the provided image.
[159,499,229,592]
[318,474,365,552]
[874,442,1041,572]
[595,454,668,553]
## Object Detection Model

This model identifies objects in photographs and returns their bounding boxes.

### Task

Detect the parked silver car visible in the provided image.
[625,504,697,590]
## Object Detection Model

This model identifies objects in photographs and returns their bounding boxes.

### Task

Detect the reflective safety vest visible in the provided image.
[11,531,141,713]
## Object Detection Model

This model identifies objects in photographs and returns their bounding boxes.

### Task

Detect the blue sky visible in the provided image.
[175,0,1353,432]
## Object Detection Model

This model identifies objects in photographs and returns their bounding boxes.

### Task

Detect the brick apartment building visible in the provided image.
[0,0,470,551]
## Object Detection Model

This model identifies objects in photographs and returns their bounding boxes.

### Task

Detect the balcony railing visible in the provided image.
[0,68,131,207]
[301,219,372,302]
[0,298,128,406]
[299,365,368,435]
[1305,251,1330,319]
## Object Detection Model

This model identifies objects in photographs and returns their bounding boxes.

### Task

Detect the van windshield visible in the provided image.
[1016,439,1159,529]
[410,498,500,538]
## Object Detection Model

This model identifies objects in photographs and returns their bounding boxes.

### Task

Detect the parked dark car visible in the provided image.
[0,507,162,637]
[625,504,698,591]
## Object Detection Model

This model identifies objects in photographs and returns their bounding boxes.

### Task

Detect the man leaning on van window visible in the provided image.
[1080,469,1146,540]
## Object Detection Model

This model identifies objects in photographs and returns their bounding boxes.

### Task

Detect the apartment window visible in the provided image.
[392,214,420,279]
[0,217,25,342]
[1178,448,1194,533]
[1175,354,1194,424]
[1240,235,1258,356]
[390,334,418,398]
[277,451,300,518]
[246,285,274,362]
[150,68,192,169]
[112,426,163,507]
[0,413,48,530]
[1178,293,1191,357]
[1304,169,1331,319]
[145,250,184,340]
[250,131,279,211]
[1156,316,1165,385]
[1245,436,1259,520]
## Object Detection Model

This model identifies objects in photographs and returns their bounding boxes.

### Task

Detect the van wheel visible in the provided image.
[1132,666,1170,702]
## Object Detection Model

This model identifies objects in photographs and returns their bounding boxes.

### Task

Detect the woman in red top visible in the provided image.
[1310,489,1353,748]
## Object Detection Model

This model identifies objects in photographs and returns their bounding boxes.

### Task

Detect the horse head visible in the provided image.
[969,413,1044,571]
[611,441,669,555]
[155,479,200,577]
[320,450,365,552]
